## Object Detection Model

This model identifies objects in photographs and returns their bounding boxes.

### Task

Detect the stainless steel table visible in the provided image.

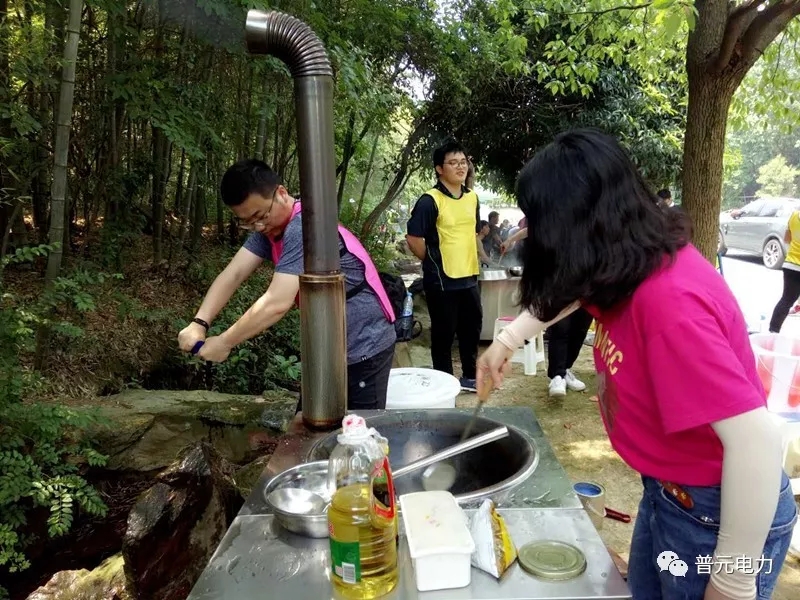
[187,407,631,600]
[188,509,630,600]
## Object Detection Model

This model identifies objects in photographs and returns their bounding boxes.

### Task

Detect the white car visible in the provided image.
[718,197,800,269]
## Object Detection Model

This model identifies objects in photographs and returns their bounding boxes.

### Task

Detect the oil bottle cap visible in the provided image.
[518,540,587,581]
[338,414,370,442]
[337,414,389,448]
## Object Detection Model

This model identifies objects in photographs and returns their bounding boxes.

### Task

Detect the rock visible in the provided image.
[233,453,274,500]
[82,389,296,471]
[26,554,132,600]
[122,442,243,600]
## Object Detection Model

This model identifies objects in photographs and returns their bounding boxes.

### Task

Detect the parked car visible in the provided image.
[718,197,800,269]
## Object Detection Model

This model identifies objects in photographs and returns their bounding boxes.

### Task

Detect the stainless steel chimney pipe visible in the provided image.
[245,10,347,430]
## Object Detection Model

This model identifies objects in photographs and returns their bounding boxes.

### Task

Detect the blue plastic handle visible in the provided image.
[191,340,205,355]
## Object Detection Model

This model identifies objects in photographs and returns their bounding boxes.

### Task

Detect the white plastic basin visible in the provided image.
[386,368,461,410]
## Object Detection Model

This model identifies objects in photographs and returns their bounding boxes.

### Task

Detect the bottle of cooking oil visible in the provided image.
[327,414,398,599]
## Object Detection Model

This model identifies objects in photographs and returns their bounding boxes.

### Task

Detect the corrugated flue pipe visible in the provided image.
[245,10,346,430]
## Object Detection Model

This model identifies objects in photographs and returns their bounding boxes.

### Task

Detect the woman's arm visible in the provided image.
[495,302,579,350]
[477,236,492,265]
[643,316,787,600]
[477,303,581,390]
[505,226,528,246]
[706,408,783,600]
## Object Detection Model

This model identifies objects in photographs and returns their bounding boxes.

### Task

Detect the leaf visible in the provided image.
[683,4,697,31]
[663,10,684,40]
[653,0,677,9]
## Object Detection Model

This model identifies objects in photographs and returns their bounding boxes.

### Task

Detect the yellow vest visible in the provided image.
[427,187,480,279]
[786,211,800,268]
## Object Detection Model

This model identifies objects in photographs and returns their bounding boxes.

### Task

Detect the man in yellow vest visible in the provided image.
[406,141,482,392]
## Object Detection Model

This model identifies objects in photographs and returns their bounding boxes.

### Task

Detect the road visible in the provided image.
[720,251,800,336]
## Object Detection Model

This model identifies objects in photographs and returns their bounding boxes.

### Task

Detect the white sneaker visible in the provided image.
[549,376,567,397]
[565,369,586,392]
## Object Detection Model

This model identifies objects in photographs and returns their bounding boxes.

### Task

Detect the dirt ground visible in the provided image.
[403,332,800,598]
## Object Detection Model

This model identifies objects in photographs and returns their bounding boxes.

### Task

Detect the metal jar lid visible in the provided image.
[518,540,587,581]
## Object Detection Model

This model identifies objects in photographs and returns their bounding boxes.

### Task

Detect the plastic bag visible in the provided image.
[469,498,517,578]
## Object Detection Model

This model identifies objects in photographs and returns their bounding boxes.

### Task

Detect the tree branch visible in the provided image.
[740,0,800,69]
[711,0,762,73]
[557,2,652,17]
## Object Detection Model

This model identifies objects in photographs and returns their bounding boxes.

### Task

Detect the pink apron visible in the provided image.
[269,202,396,322]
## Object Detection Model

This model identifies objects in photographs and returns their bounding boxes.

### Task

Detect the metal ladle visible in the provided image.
[270,424,509,525]
[392,424,509,487]
[410,378,496,491]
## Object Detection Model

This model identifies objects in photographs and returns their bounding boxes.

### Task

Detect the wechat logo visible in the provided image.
[657,551,689,577]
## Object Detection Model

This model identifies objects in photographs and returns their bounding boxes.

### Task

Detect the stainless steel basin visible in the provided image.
[305,410,538,504]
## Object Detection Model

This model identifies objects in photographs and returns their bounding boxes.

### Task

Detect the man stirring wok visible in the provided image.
[177,159,397,411]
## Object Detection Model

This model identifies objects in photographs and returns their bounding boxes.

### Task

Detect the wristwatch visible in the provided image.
[191,317,210,331]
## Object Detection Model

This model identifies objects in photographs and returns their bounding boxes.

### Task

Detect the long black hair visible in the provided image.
[516,128,690,322]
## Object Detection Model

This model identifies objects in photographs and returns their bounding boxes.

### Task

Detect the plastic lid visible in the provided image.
[518,541,587,581]
[399,491,475,558]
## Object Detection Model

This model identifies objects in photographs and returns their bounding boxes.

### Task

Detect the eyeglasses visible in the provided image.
[444,160,469,168]
[237,188,278,231]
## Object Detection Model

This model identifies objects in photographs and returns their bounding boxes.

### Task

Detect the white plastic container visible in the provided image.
[385,368,461,410]
[399,491,476,592]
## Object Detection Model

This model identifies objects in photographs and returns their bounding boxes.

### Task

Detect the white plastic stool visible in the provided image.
[523,333,546,376]
[493,317,546,376]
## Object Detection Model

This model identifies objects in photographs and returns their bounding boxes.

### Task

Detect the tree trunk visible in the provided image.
[336,110,356,209]
[0,0,13,242]
[35,0,83,370]
[175,159,198,253]
[0,202,22,262]
[361,118,427,237]
[355,133,380,224]
[681,0,800,260]
[190,166,206,253]
[151,127,167,263]
[255,79,270,160]
[680,74,736,261]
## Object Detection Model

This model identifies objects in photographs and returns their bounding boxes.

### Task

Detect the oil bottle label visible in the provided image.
[330,538,361,584]
[371,456,396,520]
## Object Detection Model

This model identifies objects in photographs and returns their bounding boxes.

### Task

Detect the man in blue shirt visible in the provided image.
[178,159,397,410]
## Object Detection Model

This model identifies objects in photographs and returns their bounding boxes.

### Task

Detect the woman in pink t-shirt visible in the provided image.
[478,130,796,600]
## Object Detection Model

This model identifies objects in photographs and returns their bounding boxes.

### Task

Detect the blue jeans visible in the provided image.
[628,474,797,599]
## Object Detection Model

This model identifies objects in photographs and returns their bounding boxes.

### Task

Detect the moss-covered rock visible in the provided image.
[76,389,296,472]
[26,554,132,600]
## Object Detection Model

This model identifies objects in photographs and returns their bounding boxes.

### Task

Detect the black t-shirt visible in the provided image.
[407,181,481,291]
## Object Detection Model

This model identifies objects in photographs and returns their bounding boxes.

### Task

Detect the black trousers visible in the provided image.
[346,345,394,410]
[769,268,800,333]
[296,344,395,414]
[546,307,593,379]
[424,285,482,379]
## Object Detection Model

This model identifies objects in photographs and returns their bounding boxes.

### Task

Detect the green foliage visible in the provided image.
[729,20,800,133]
[423,2,687,192]
[756,155,799,198]
[272,354,301,382]
[176,251,302,394]
[1,244,57,267]
[0,250,110,593]
[723,110,800,205]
